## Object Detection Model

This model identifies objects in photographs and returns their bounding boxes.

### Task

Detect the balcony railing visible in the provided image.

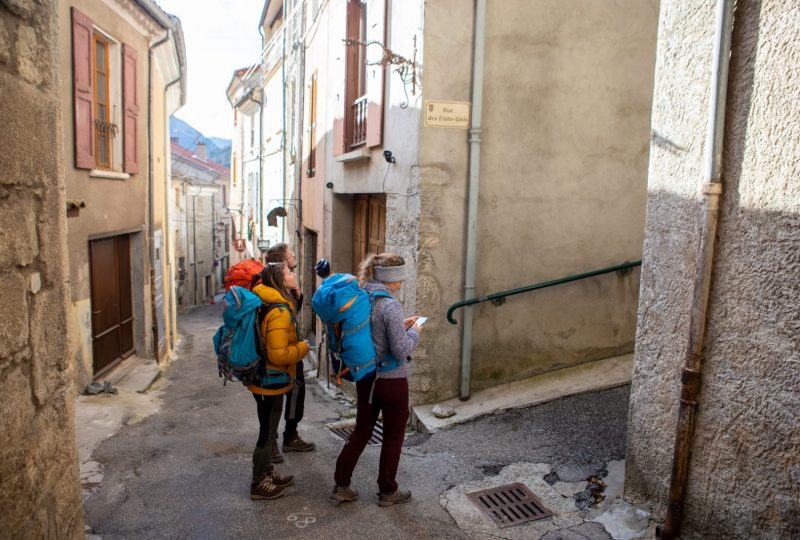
[352,95,367,147]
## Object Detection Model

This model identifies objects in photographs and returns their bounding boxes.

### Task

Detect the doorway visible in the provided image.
[89,234,135,376]
[302,228,319,337]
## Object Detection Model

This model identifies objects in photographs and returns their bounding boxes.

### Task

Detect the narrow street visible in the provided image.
[82,305,633,540]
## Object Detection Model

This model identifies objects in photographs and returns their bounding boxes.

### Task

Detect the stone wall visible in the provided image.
[625,1,800,538]
[0,0,84,537]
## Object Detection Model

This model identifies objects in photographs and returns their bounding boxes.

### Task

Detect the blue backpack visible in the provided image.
[212,286,291,387]
[311,274,401,384]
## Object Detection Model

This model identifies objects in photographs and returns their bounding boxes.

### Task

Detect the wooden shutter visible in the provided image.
[336,0,360,156]
[307,73,318,177]
[123,44,139,173]
[365,0,386,148]
[353,196,368,271]
[72,8,95,169]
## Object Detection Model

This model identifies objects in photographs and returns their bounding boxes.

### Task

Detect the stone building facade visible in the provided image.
[414,0,659,403]
[0,0,84,537]
[625,1,800,538]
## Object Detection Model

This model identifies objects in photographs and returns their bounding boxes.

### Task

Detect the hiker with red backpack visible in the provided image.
[223,258,264,290]
[328,253,423,506]
[264,243,317,465]
[247,261,309,500]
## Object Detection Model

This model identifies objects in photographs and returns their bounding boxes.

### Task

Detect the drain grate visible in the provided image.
[466,483,553,528]
[328,421,383,445]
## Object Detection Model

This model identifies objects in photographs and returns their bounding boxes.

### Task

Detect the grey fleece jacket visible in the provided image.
[363,280,420,379]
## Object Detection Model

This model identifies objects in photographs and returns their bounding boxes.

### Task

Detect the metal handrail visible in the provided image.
[446,260,642,324]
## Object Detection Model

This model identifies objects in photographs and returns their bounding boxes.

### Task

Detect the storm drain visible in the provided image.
[328,421,384,445]
[466,483,553,528]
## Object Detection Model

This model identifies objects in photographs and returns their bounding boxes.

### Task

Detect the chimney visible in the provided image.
[196,142,207,161]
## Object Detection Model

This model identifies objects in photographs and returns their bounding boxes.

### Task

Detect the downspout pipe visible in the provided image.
[148,30,171,362]
[657,1,734,538]
[459,0,487,401]
[281,0,288,244]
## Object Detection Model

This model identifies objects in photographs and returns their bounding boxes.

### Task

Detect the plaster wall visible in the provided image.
[59,0,159,385]
[261,66,286,249]
[151,72,174,358]
[415,0,658,403]
[0,0,84,535]
[299,3,328,238]
[625,2,800,537]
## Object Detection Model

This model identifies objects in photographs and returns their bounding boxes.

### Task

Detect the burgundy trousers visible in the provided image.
[334,377,409,494]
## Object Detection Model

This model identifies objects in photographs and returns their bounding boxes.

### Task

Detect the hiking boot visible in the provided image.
[250,475,288,500]
[270,440,284,464]
[283,434,316,452]
[331,485,359,504]
[268,469,294,488]
[378,489,412,507]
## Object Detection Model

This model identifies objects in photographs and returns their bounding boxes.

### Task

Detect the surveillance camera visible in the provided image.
[326,182,334,189]
[383,150,396,164]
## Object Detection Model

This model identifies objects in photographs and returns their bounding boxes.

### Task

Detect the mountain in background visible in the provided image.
[169,116,231,167]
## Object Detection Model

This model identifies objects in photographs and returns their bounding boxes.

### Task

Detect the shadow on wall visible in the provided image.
[626,188,799,538]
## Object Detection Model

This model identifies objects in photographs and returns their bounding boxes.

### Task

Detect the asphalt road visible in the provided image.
[83,304,629,540]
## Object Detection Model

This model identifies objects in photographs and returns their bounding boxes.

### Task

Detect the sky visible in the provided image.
[156,0,265,140]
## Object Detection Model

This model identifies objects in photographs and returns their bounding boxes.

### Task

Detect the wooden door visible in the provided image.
[353,194,386,272]
[302,229,318,336]
[90,234,134,375]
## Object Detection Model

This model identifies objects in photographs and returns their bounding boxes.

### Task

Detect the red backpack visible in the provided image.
[224,259,264,291]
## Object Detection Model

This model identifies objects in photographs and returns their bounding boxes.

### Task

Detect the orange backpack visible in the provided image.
[224,259,265,291]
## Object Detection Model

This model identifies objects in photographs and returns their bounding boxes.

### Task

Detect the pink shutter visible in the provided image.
[72,8,95,169]
[365,0,386,148]
[123,44,139,174]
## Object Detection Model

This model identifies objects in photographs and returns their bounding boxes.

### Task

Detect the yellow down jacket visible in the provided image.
[247,284,309,396]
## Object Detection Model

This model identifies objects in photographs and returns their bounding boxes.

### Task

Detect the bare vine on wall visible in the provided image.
[342,35,420,109]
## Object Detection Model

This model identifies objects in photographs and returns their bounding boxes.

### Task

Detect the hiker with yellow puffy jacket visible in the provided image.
[248,261,309,500]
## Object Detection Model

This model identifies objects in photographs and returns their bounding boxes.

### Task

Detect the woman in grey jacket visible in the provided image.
[332,252,423,506]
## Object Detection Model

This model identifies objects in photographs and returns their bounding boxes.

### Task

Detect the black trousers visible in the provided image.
[282,362,305,440]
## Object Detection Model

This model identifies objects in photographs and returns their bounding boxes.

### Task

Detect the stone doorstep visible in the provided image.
[103,355,162,394]
[411,353,634,434]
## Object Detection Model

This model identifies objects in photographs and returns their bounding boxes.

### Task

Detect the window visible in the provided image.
[307,72,318,177]
[337,0,386,155]
[71,8,138,173]
[250,116,255,149]
[93,34,113,169]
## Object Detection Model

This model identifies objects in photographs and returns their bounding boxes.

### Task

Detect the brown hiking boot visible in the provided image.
[283,434,316,452]
[250,475,288,500]
[378,489,412,507]
[331,485,359,504]
[270,440,284,464]
[268,469,294,488]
